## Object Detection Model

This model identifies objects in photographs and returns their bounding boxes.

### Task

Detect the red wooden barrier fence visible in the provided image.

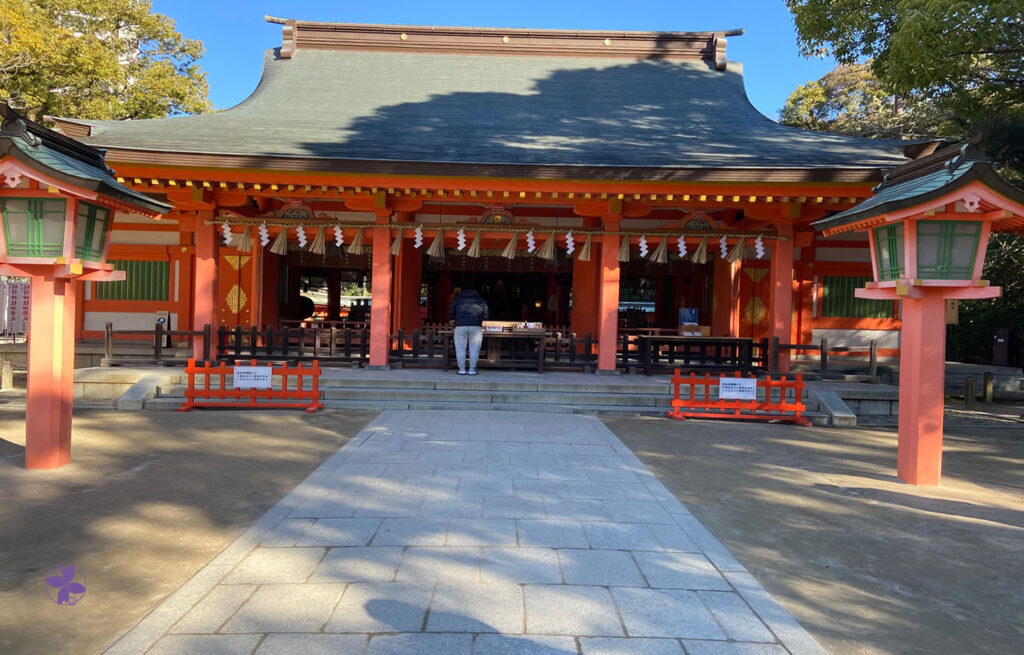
[178,358,323,413]
[667,370,810,425]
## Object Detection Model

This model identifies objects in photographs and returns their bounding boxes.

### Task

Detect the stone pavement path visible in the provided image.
[105,411,825,655]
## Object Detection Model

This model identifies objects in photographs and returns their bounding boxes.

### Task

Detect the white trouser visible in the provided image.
[454,325,484,372]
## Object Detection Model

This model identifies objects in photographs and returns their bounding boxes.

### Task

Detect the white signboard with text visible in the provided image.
[718,377,757,400]
[234,366,273,390]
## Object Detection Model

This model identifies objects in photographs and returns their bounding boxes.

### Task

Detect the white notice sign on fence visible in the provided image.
[234,366,272,390]
[718,377,757,400]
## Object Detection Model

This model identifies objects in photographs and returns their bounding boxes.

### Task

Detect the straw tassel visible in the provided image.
[346,228,364,255]
[268,228,289,255]
[426,230,445,258]
[390,228,403,256]
[649,236,668,264]
[535,232,556,262]
[309,227,326,255]
[500,234,517,259]
[726,237,746,263]
[691,237,708,263]
[234,226,252,252]
[577,234,593,261]
[618,235,630,262]
[466,231,482,257]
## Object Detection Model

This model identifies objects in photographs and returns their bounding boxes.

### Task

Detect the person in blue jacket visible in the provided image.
[448,288,489,375]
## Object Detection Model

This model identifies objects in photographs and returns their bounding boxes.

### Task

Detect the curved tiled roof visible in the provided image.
[60,23,911,176]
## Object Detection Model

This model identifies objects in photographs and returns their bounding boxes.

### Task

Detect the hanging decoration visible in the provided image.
[309,227,326,255]
[638,235,649,258]
[500,234,517,259]
[333,224,344,248]
[754,234,765,259]
[347,228,364,255]
[676,234,687,258]
[456,227,467,251]
[466,231,482,257]
[726,237,746,263]
[578,234,592,261]
[649,236,668,264]
[691,237,708,263]
[565,230,575,256]
[235,226,252,253]
[525,230,536,253]
[390,228,403,256]
[296,225,308,248]
[426,230,445,258]
[220,220,233,246]
[413,225,424,248]
[535,232,557,262]
[258,223,270,247]
[719,235,729,259]
[618,235,630,262]
[268,228,289,255]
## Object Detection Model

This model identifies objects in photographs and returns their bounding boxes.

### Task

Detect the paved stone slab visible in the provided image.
[427,583,524,633]
[446,518,518,546]
[255,634,369,655]
[169,585,256,634]
[681,642,788,655]
[222,547,325,584]
[580,637,686,655]
[544,499,612,521]
[475,634,579,654]
[221,583,344,633]
[633,551,732,591]
[370,518,450,546]
[517,520,589,548]
[524,584,623,636]
[296,518,382,547]
[325,582,433,632]
[148,634,262,655]
[698,591,776,643]
[365,632,473,655]
[394,546,481,582]
[480,547,562,584]
[582,522,664,551]
[558,549,646,587]
[309,546,403,582]
[604,500,675,524]
[611,587,724,639]
[261,518,315,547]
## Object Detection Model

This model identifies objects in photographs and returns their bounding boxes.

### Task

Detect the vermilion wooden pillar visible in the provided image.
[770,225,794,371]
[392,231,422,333]
[571,255,598,340]
[368,220,393,367]
[193,211,217,360]
[25,274,77,468]
[597,223,621,372]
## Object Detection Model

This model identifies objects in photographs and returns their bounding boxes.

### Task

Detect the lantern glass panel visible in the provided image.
[916,221,980,279]
[1,198,66,257]
[873,223,904,281]
[75,202,110,261]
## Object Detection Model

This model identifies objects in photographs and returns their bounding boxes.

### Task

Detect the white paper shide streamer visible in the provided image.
[638,235,649,258]
[456,228,467,251]
[258,223,270,247]
[754,234,765,259]
[677,235,687,258]
[220,220,233,246]
[526,230,536,253]
[297,225,308,248]
[565,230,575,255]
[413,225,424,249]
[333,225,344,247]
[719,235,729,259]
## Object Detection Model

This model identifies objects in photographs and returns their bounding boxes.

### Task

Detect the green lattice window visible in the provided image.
[873,224,905,281]
[95,260,169,301]
[821,276,894,319]
[1,198,66,257]
[916,221,981,280]
[75,203,110,260]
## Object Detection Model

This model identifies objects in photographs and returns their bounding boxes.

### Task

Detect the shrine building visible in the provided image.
[45,18,930,371]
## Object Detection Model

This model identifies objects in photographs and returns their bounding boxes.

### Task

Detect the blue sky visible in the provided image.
[152,0,838,120]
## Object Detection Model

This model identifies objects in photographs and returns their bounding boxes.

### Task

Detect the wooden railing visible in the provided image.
[216,325,370,364]
[102,322,211,365]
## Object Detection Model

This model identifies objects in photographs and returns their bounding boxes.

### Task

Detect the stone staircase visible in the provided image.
[141,371,826,421]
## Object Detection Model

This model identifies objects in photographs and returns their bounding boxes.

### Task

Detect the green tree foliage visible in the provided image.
[0,0,211,120]
[779,63,956,139]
